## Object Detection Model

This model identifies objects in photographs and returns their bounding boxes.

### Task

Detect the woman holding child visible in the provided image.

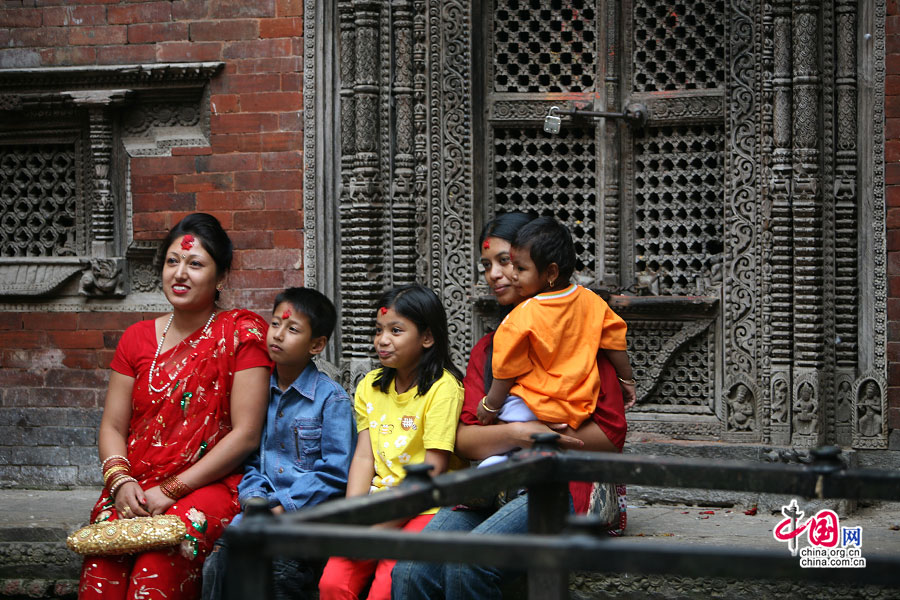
[79,213,271,600]
[392,212,636,599]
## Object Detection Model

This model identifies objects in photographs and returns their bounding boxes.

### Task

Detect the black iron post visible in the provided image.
[526,433,569,600]
[225,497,273,600]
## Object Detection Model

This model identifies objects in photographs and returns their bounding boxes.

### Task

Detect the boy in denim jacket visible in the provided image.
[203,287,356,600]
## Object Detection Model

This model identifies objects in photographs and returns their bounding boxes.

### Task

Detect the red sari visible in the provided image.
[79,309,270,600]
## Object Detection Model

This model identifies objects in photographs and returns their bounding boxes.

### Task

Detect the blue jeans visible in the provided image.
[392,493,530,600]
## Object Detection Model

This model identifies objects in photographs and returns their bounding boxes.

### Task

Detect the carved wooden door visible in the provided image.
[476,0,728,439]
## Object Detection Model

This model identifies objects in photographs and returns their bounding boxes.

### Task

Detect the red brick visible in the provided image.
[68,25,126,46]
[273,229,302,248]
[0,331,47,349]
[890,360,900,385]
[45,368,108,389]
[9,27,67,47]
[172,0,209,20]
[97,44,156,64]
[216,73,282,94]
[240,92,302,113]
[278,111,302,131]
[889,206,900,227]
[888,163,900,185]
[889,186,900,208]
[128,22,189,44]
[283,270,306,287]
[889,229,900,252]
[890,35,900,56]
[196,153,259,173]
[210,132,302,153]
[889,407,900,430]
[98,349,116,369]
[3,387,101,408]
[157,41,224,62]
[172,146,213,156]
[41,5,106,26]
[892,276,900,297]
[190,19,258,41]
[889,117,900,140]
[226,289,281,312]
[890,298,900,320]
[234,170,300,191]
[0,370,44,388]
[132,156,198,177]
[210,0,275,19]
[0,313,23,330]
[211,94,240,114]
[235,56,301,74]
[276,0,303,17]
[107,2,171,24]
[174,172,234,193]
[132,174,175,194]
[133,192,196,212]
[224,38,292,60]
[891,252,900,276]
[228,270,285,289]
[263,190,302,209]
[260,17,302,38]
[887,139,900,163]
[889,386,900,409]
[229,229,274,249]
[104,331,123,350]
[23,313,77,331]
[281,72,301,91]
[233,209,301,231]
[889,54,900,76]
[261,151,302,171]
[132,212,169,239]
[211,113,279,134]
[196,191,265,211]
[890,16,900,35]
[78,312,141,331]
[49,330,105,349]
[1,8,42,27]
[888,96,900,119]
[39,46,97,65]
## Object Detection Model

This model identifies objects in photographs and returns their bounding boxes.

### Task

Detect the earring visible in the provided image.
[548,278,556,289]
[216,283,224,292]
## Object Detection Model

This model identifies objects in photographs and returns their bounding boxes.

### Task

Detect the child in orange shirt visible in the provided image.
[476,216,636,467]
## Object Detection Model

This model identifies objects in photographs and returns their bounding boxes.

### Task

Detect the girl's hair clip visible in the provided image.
[380,306,388,315]
[181,234,195,251]
[281,310,291,320]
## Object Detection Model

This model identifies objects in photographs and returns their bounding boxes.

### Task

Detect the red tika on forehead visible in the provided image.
[281,310,291,320]
[483,239,490,249]
[181,234,195,251]
[380,306,388,315]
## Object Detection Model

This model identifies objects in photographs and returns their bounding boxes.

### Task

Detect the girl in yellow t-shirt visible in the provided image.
[319,284,463,600]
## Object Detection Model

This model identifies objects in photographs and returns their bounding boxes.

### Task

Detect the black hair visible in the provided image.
[157,213,233,300]
[372,284,462,396]
[273,287,337,340]
[513,216,576,284]
[478,212,535,247]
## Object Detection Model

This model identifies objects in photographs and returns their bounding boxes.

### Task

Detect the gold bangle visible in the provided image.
[480,396,500,414]
[617,376,637,386]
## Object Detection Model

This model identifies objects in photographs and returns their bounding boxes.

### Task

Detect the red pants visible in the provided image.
[78,482,238,600]
[318,513,433,600]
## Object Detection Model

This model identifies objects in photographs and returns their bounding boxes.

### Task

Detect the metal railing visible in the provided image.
[224,435,900,599]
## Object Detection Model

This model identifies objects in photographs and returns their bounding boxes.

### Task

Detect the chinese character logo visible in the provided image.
[772,499,866,568]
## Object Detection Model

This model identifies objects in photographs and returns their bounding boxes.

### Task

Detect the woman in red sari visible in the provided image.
[79,213,271,600]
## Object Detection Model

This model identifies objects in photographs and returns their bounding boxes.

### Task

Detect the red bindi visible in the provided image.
[483,240,490,249]
[380,306,388,315]
[281,310,291,320]
[181,234,195,251]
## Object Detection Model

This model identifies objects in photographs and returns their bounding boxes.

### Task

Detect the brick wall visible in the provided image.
[888,1,900,442]
[0,0,304,488]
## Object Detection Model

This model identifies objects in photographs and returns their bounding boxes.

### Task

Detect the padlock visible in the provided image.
[543,107,562,134]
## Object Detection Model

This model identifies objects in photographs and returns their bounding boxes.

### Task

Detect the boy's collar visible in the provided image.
[271,361,320,397]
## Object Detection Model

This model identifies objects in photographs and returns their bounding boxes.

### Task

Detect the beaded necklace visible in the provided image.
[148,311,216,394]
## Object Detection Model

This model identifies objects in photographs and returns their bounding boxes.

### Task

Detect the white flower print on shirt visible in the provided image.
[397,453,411,464]
[394,435,409,448]
[366,402,374,414]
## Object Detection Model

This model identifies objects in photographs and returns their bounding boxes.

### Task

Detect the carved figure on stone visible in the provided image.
[771,378,788,423]
[836,380,852,424]
[857,381,882,438]
[792,382,817,436]
[80,258,125,297]
[726,383,755,431]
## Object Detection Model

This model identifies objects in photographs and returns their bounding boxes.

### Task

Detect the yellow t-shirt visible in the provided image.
[355,368,463,513]
[492,284,627,429]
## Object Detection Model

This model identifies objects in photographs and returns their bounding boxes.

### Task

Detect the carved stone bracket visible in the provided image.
[852,372,888,449]
[80,257,126,298]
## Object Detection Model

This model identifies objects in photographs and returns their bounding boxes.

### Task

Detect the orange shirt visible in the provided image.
[491,284,627,429]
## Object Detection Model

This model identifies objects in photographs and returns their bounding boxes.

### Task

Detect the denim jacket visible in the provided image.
[237,361,356,518]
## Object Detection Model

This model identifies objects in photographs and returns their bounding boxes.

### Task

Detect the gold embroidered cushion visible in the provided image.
[67,515,187,556]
